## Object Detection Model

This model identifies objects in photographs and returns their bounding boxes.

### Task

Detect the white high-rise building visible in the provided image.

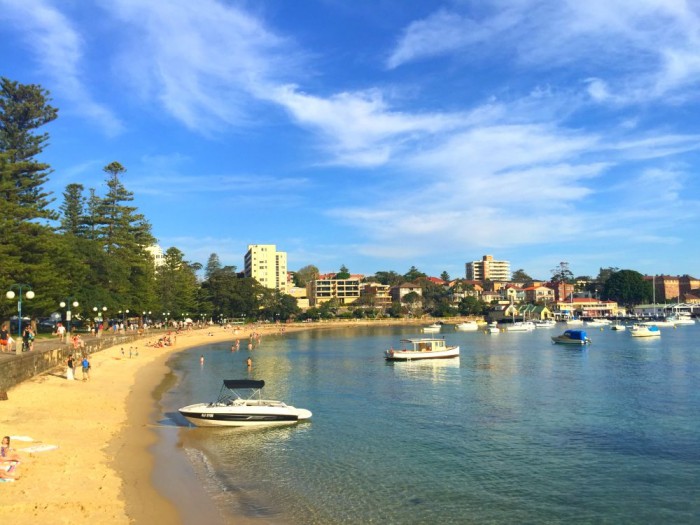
[466,255,511,281]
[145,244,165,268]
[244,244,288,293]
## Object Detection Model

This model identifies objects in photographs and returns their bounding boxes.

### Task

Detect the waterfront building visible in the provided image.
[649,274,700,302]
[465,255,511,281]
[522,285,555,304]
[307,278,360,307]
[360,283,392,309]
[244,244,288,293]
[555,297,619,318]
[389,283,423,304]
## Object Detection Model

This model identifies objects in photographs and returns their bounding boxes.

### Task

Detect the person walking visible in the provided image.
[66,355,75,380]
[81,355,90,381]
[0,327,9,353]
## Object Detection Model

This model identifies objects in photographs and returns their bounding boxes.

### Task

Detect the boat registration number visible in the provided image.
[200,413,214,418]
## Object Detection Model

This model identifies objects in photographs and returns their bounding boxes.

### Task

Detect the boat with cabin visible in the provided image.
[454,321,479,331]
[385,337,460,361]
[422,323,442,333]
[630,324,661,338]
[551,329,591,345]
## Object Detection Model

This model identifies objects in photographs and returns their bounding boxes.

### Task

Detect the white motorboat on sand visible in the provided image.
[385,337,459,361]
[179,380,312,427]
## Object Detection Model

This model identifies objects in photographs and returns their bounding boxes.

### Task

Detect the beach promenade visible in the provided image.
[0,318,435,524]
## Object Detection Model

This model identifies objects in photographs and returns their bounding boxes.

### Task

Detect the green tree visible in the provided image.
[0,79,64,318]
[155,247,199,316]
[550,262,574,284]
[602,270,652,307]
[459,296,486,316]
[335,265,350,279]
[372,270,402,286]
[205,253,222,280]
[404,266,426,282]
[294,265,319,287]
[511,269,532,282]
[440,271,450,282]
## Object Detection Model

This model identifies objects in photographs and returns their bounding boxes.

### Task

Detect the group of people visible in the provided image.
[66,354,91,381]
[0,325,34,353]
[1,436,21,481]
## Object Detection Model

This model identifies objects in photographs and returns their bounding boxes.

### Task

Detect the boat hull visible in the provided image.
[385,346,460,361]
[455,322,479,331]
[179,402,312,427]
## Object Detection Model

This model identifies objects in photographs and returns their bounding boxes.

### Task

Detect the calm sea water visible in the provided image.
[159,323,700,524]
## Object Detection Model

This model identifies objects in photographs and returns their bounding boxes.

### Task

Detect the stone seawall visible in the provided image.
[0,333,143,393]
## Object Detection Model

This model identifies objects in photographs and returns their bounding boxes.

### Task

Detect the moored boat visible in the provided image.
[455,321,479,331]
[385,337,459,361]
[551,329,591,345]
[630,324,661,337]
[610,322,627,331]
[534,319,556,328]
[422,323,442,333]
[505,321,535,332]
[179,380,312,427]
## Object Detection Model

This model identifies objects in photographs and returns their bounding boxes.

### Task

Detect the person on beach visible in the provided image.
[81,355,90,381]
[55,322,66,342]
[0,327,9,353]
[246,357,252,368]
[1,436,20,462]
[22,326,34,352]
[66,356,75,380]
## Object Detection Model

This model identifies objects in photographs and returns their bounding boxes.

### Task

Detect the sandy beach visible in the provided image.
[0,318,434,524]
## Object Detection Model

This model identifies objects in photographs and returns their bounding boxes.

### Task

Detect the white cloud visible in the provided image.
[0,0,124,135]
[386,0,700,104]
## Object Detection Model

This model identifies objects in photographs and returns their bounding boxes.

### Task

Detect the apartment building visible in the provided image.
[466,255,511,281]
[145,244,165,268]
[244,244,288,293]
[307,278,361,307]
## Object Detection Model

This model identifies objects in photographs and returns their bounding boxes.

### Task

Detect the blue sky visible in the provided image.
[2,0,700,281]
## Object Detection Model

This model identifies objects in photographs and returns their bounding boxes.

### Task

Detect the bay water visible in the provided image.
[158,323,700,524]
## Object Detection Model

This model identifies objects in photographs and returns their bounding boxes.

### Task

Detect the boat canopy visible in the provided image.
[223,379,265,390]
[564,330,588,340]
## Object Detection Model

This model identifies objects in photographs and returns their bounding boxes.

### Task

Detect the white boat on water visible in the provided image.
[630,324,661,338]
[668,313,695,325]
[385,337,459,361]
[505,321,536,332]
[610,322,627,331]
[566,318,584,326]
[486,322,500,334]
[585,320,608,327]
[641,319,675,328]
[179,380,312,427]
[534,319,556,328]
[455,321,479,331]
[422,323,442,333]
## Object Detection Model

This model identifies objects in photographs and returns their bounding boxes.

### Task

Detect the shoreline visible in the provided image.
[0,318,457,524]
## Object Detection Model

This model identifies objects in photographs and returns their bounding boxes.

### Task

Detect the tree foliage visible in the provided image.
[602,270,652,307]
[511,269,532,282]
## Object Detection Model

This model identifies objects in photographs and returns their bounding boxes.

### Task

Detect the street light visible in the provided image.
[59,299,79,334]
[93,306,108,322]
[6,284,35,339]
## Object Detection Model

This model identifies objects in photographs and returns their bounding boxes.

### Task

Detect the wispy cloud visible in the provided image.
[386,0,700,104]
[0,0,123,135]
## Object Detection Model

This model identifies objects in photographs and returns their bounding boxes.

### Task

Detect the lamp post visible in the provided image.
[6,284,35,338]
[59,299,79,335]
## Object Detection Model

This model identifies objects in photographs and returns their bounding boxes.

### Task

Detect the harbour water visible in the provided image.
[158,323,700,524]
